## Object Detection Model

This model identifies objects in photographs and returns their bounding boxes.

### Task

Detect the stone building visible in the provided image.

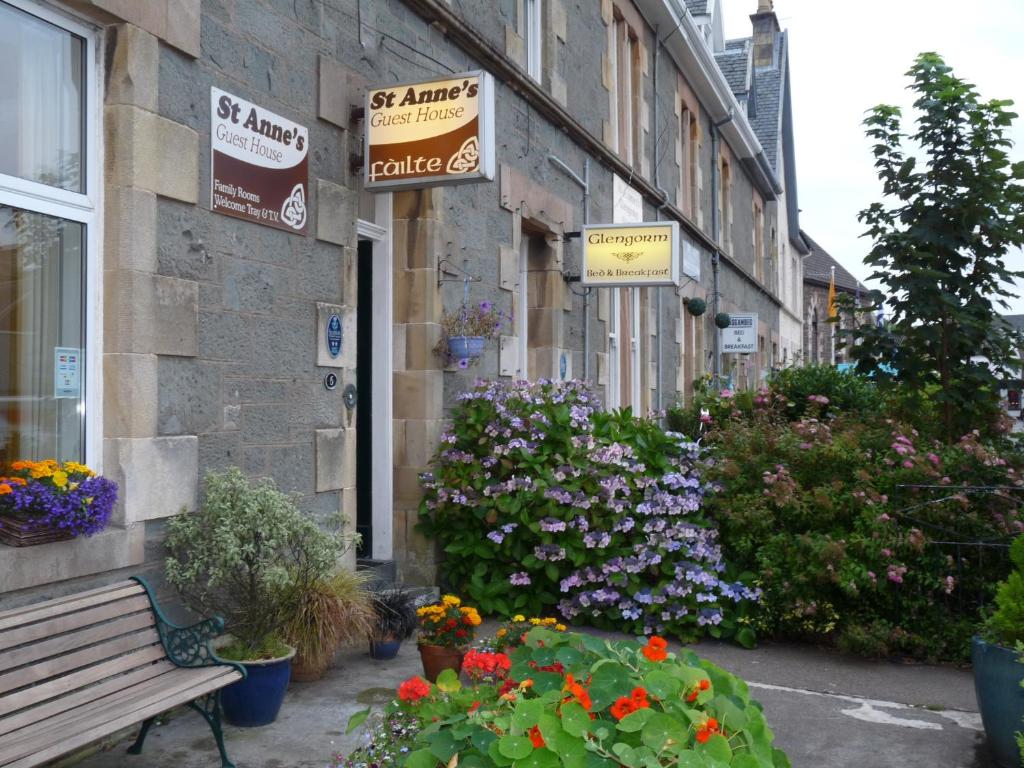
[801,231,867,366]
[0,0,810,604]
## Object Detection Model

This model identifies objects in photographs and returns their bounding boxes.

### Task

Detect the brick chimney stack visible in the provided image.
[751,0,781,68]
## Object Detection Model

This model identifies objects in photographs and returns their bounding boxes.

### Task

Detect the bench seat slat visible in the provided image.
[0,628,160,696]
[1,612,155,673]
[0,660,176,738]
[0,581,140,625]
[0,595,152,655]
[0,584,145,632]
[0,666,241,767]
[0,645,166,714]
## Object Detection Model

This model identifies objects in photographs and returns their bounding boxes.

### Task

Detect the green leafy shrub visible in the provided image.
[342,628,790,768]
[165,467,347,658]
[768,364,882,419]
[418,380,758,645]
[984,536,1024,647]
[704,406,1023,661]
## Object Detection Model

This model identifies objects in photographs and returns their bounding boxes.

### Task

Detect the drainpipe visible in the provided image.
[710,111,734,387]
[548,155,591,381]
[652,31,664,413]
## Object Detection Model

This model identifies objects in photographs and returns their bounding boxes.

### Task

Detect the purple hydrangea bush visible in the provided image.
[418,379,759,644]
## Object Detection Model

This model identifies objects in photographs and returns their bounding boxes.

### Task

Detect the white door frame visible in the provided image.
[356,192,393,561]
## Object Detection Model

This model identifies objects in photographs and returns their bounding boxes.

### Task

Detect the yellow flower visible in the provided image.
[442,594,462,607]
[29,465,52,479]
[529,618,541,626]
[513,614,525,623]
[541,618,557,626]
[52,471,68,488]
[555,624,567,632]
[496,628,507,637]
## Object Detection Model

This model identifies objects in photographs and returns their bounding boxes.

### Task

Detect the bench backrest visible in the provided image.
[0,580,168,737]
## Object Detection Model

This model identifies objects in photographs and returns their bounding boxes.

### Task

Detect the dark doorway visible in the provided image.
[356,240,373,557]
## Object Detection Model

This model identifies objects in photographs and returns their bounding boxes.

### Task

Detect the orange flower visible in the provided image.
[642,636,668,662]
[398,676,431,704]
[0,483,11,496]
[694,717,721,744]
[563,674,592,711]
[528,725,545,748]
[686,679,711,703]
[631,687,650,704]
[610,696,637,720]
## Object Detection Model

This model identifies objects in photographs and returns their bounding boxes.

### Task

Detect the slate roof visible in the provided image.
[725,37,748,51]
[714,47,750,96]
[685,0,709,15]
[801,231,866,294]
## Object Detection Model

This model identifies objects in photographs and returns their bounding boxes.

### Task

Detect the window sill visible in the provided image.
[0,524,145,595]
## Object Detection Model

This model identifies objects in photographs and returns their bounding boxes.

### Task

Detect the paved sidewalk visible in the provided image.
[69,634,996,768]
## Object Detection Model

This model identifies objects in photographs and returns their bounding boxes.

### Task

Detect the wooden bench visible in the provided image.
[0,578,245,768]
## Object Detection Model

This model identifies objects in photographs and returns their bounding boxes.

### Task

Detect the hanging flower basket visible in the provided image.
[448,335,486,361]
[714,312,732,329]
[686,297,707,317]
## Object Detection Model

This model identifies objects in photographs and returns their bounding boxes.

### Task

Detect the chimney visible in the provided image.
[750,0,780,68]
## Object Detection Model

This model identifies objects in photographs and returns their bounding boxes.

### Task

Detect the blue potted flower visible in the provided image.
[368,588,418,660]
[974,535,1024,767]
[437,301,505,367]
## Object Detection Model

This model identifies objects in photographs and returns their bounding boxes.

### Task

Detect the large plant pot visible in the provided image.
[972,636,1024,767]
[221,645,296,727]
[370,639,403,660]
[290,653,329,683]
[448,336,485,361]
[418,643,465,682]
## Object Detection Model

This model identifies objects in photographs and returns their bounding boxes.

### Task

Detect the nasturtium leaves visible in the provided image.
[611,742,640,767]
[640,712,688,752]
[498,735,534,760]
[512,699,545,732]
[696,733,731,763]
[345,707,370,734]
[405,748,440,768]
[615,708,655,732]
[560,702,593,737]
[427,730,459,761]
[643,670,681,699]
[513,747,560,768]
[471,728,497,753]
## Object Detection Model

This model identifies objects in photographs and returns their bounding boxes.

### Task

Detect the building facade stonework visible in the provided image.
[0,0,816,605]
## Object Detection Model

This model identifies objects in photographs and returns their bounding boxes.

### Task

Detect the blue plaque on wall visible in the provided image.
[559,352,568,380]
[327,314,342,358]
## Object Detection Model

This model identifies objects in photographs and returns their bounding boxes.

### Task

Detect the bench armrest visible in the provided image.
[132,577,247,678]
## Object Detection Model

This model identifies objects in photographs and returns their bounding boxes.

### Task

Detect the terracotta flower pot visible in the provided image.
[418,643,465,682]
[290,654,330,683]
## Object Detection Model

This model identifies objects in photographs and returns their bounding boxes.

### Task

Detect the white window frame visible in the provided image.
[0,0,102,471]
[607,289,621,410]
[524,0,543,82]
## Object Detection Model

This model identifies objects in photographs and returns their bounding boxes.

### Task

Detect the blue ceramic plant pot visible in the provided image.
[448,336,485,361]
[369,639,403,660]
[972,636,1024,767]
[220,646,295,728]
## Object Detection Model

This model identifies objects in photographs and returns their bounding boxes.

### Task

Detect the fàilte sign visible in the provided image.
[364,71,495,190]
[721,312,758,354]
[580,222,680,287]
[210,87,309,234]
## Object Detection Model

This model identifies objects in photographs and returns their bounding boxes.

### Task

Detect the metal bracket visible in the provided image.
[437,258,482,288]
[562,231,581,242]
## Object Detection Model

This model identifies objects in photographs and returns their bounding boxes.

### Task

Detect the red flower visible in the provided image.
[695,728,712,744]
[687,679,711,703]
[468,701,481,713]
[456,629,467,638]
[529,725,545,748]
[695,717,721,744]
[642,636,668,662]
[562,674,592,711]
[610,696,638,720]
[398,676,431,704]
[699,679,710,691]
[631,687,650,705]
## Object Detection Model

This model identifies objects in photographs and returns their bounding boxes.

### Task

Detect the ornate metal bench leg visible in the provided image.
[188,693,236,768]
[127,716,157,755]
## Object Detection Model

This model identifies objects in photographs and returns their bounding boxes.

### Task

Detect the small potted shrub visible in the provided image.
[434,301,506,367]
[416,594,481,681]
[285,569,375,682]
[165,468,346,726]
[974,535,1024,767]
[0,460,117,546]
[369,588,418,660]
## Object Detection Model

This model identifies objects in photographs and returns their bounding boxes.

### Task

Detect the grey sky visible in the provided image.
[721,0,1024,313]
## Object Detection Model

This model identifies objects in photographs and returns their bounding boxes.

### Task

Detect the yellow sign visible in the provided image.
[580,222,680,286]
[365,71,495,190]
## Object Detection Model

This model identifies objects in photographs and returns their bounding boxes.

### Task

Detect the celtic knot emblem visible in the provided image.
[447,137,480,174]
[281,184,307,230]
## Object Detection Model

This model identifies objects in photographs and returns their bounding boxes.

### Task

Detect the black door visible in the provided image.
[355,240,373,557]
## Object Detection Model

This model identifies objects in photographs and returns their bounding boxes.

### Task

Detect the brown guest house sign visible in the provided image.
[365,71,496,191]
[210,87,309,234]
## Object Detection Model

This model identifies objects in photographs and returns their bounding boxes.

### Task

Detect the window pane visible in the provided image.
[0,205,85,464]
[0,2,85,192]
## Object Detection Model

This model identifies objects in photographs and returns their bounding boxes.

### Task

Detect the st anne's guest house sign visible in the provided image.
[365,71,496,190]
[210,87,309,234]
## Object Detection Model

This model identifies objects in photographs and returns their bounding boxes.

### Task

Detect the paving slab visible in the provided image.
[68,633,997,768]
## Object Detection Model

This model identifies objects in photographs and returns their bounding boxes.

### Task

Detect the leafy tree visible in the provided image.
[843,53,1024,441]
